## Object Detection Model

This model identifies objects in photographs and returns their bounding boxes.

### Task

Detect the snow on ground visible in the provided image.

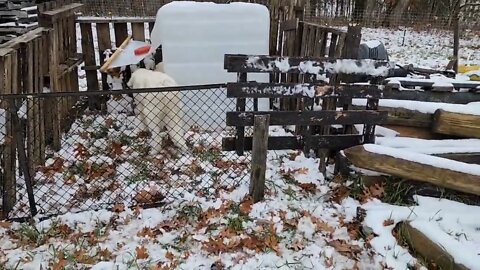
[363,195,480,270]
[0,149,413,270]
[360,27,480,70]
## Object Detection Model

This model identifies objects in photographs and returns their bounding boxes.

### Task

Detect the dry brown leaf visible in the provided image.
[369,183,385,198]
[112,203,125,213]
[298,183,317,193]
[75,249,96,264]
[50,251,67,270]
[109,141,123,157]
[133,190,165,204]
[137,227,160,238]
[105,118,115,128]
[297,167,309,174]
[290,240,305,251]
[0,221,12,229]
[136,246,149,259]
[239,197,253,214]
[327,239,362,258]
[211,260,225,270]
[97,248,113,260]
[165,251,175,261]
[383,219,395,226]
[329,186,350,204]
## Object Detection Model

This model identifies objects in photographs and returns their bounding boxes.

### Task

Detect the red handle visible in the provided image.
[134,45,151,56]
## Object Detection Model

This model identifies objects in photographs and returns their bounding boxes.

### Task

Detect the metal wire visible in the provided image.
[0,87,253,219]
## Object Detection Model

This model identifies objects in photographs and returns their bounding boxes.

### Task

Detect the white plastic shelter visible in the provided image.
[150,1,271,130]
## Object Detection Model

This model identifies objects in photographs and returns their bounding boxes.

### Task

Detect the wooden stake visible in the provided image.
[432,109,480,138]
[249,114,270,203]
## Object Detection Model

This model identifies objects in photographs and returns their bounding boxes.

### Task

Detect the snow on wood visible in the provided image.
[344,144,480,196]
[363,195,480,270]
[432,109,480,138]
[352,98,480,115]
[375,136,480,149]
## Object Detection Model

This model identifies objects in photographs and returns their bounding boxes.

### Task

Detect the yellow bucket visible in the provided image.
[458,64,480,74]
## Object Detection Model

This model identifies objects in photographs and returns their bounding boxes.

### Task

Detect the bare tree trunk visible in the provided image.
[390,0,412,27]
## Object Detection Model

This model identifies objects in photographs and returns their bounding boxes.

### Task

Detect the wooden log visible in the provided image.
[222,134,363,152]
[382,125,440,140]
[432,109,480,138]
[344,145,480,196]
[250,115,269,203]
[227,82,383,98]
[226,110,387,127]
[351,105,433,128]
[399,222,469,270]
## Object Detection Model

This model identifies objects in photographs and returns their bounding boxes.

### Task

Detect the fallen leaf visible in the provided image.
[329,186,350,204]
[369,183,385,198]
[239,197,253,214]
[137,227,160,238]
[0,221,11,229]
[383,219,395,226]
[165,251,175,261]
[290,240,305,251]
[97,248,113,260]
[133,190,165,204]
[112,203,125,213]
[75,249,96,264]
[327,239,362,259]
[298,183,317,193]
[211,260,225,270]
[50,251,67,270]
[136,246,149,259]
[105,118,115,128]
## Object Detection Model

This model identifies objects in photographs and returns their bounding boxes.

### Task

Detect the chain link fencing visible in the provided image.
[0,87,253,220]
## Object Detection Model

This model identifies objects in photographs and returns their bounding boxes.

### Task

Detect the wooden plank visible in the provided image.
[387,79,480,91]
[344,145,480,196]
[436,153,480,165]
[432,109,480,138]
[1,52,16,215]
[114,22,128,47]
[363,98,379,143]
[227,82,383,98]
[80,23,99,91]
[334,33,346,58]
[36,36,45,165]
[76,17,156,23]
[95,23,111,91]
[39,3,83,22]
[250,115,269,203]
[328,33,338,58]
[50,19,61,150]
[382,88,480,104]
[399,222,469,270]
[222,134,364,151]
[280,19,298,31]
[224,54,392,75]
[352,105,433,128]
[226,110,388,127]
[235,72,247,156]
[132,22,145,41]
[382,125,439,140]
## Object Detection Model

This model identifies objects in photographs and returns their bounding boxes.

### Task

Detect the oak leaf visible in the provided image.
[136,246,149,259]
[383,219,395,226]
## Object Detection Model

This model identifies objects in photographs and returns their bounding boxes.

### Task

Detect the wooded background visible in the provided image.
[75,0,479,30]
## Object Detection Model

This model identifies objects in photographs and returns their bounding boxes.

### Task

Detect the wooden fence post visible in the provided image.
[249,114,270,203]
[453,17,459,74]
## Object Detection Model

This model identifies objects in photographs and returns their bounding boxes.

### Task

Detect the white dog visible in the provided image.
[127,68,188,154]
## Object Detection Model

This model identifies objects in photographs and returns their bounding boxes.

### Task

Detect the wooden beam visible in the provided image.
[222,134,363,151]
[399,222,469,270]
[227,82,383,98]
[250,115,269,203]
[381,125,440,140]
[432,109,480,138]
[382,88,480,104]
[224,54,392,76]
[436,153,480,164]
[344,145,480,196]
[39,3,84,22]
[352,105,433,128]
[226,110,387,127]
[76,16,156,23]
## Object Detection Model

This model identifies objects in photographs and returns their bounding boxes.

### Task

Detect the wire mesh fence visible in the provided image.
[0,87,253,220]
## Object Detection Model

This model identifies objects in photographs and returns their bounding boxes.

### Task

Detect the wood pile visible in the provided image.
[0,0,38,44]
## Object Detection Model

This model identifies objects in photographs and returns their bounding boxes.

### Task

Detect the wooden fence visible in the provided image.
[0,1,81,217]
